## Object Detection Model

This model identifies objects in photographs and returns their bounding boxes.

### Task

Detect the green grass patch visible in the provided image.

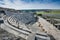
[36,10,60,15]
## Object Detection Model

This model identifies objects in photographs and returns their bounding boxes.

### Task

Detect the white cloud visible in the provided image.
[0,0,60,10]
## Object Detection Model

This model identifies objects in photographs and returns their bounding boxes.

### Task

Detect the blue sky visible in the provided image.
[0,0,60,10]
[21,0,60,3]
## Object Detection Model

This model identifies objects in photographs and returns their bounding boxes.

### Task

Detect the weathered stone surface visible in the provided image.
[0,28,25,40]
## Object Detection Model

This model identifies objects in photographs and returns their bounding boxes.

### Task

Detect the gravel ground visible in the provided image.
[0,28,25,40]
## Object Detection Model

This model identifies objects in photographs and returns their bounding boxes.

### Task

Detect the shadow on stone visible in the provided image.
[48,34,55,40]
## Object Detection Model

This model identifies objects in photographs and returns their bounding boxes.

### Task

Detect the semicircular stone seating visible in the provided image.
[7,13,37,29]
[4,13,50,40]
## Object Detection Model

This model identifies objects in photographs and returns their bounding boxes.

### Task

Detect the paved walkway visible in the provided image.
[38,16,60,40]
